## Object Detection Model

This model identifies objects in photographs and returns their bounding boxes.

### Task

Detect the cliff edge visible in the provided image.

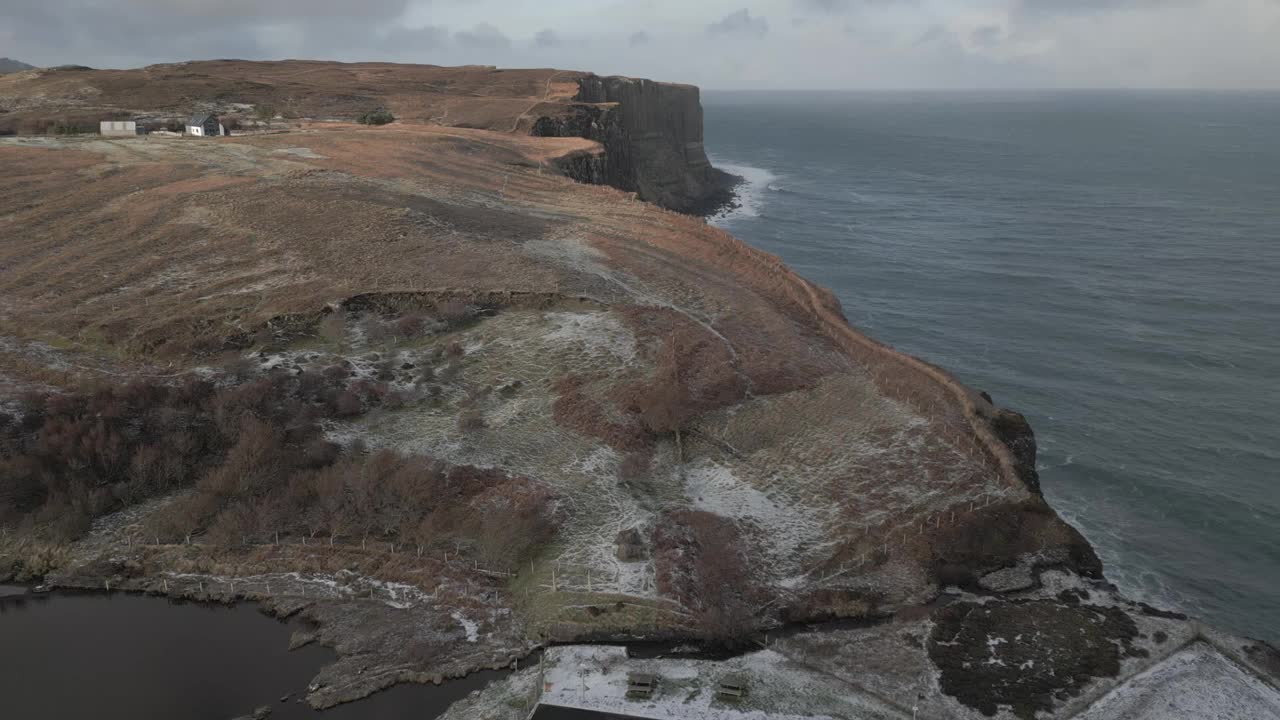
[0,60,735,214]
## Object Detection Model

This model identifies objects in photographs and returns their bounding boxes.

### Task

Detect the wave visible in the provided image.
[768,183,807,197]
[708,159,777,225]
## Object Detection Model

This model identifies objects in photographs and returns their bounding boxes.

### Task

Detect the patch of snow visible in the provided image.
[452,611,480,642]
[683,459,828,580]
[1076,643,1280,720]
[271,147,326,159]
[161,568,434,609]
[538,645,904,720]
[542,311,638,365]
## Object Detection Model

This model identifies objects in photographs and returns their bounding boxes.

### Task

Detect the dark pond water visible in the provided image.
[0,585,510,720]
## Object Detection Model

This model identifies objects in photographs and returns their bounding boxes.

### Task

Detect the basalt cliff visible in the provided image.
[536,74,739,214]
[0,61,1276,720]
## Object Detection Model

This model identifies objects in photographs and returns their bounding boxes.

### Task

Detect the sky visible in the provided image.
[2,0,1279,89]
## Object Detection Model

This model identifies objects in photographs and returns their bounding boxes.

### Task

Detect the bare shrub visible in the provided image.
[331,390,363,417]
[207,502,258,547]
[393,314,425,338]
[619,451,653,487]
[653,509,761,645]
[551,374,650,451]
[467,480,559,573]
[0,356,397,542]
[318,313,347,344]
[457,410,486,433]
[359,316,392,344]
[436,302,473,328]
[616,308,749,456]
[436,361,462,382]
[1,361,564,568]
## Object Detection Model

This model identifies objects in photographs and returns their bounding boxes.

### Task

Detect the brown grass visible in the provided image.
[0,60,591,134]
[1,112,1087,619]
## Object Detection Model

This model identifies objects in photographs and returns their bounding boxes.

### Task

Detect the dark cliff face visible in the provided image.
[534,74,736,215]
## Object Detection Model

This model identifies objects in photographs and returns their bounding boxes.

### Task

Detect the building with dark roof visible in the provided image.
[186,113,223,137]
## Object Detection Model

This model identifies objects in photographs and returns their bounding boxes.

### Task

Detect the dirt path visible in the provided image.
[508,71,572,134]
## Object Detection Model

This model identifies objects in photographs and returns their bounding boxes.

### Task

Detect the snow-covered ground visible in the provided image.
[1075,642,1280,720]
[537,645,907,720]
[160,568,435,609]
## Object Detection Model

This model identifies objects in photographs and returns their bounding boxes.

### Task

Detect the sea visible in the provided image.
[703,90,1280,643]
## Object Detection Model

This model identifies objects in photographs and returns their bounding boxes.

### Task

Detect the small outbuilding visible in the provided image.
[626,672,659,698]
[100,120,142,136]
[187,113,225,137]
[716,673,749,700]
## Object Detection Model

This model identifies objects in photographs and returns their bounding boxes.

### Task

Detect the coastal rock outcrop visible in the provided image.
[535,74,738,214]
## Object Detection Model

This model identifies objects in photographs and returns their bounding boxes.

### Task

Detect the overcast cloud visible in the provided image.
[1,0,1277,88]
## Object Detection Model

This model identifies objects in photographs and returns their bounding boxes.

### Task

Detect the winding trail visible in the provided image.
[508,70,573,134]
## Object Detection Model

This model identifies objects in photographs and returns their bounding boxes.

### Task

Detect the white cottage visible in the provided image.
[186,113,225,137]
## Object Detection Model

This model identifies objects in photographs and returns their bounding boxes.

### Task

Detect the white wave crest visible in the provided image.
[709,159,777,225]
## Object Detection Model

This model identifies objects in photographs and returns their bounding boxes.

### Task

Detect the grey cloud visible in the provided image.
[534,29,561,48]
[454,23,511,50]
[706,9,769,37]
[914,24,949,47]
[121,0,410,21]
[801,0,850,10]
[1017,0,1189,17]
[795,0,915,13]
[0,0,411,67]
[384,25,451,52]
[970,25,1003,48]
[628,31,652,46]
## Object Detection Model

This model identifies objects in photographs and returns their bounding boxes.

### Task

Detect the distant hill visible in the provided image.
[0,58,35,74]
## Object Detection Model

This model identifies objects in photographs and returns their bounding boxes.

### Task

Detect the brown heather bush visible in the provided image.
[0,362,564,568]
[457,409,486,433]
[549,311,748,458]
[552,374,651,451]
[0,364,388,541]
[653,509,762,645]
[619,451,652,485]
[393,314,426,339]
[318,312,347,344]
[436,302,473,328]
[168,447,559,568]
[331,389,364,417]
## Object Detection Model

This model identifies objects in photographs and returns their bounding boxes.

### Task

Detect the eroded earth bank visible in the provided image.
[1,61,1277,719]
